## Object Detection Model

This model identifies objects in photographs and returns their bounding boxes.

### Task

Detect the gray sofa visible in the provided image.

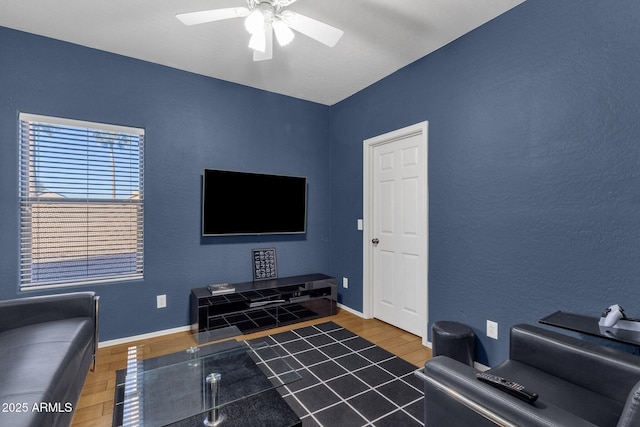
[419,324,640,426]
[0,292,99,427]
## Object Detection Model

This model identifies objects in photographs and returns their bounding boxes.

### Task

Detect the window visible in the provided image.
[19,113,144,290]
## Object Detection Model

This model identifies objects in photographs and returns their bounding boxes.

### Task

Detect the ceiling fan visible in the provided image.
[176,0,344,61]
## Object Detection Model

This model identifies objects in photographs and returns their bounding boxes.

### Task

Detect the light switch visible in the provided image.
[486,320,498,340]
[157,294,167,309]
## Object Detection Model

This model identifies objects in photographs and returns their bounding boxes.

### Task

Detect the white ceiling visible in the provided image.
[0,0,525,105]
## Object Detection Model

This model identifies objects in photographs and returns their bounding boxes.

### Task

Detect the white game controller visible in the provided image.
[601,304,625,327]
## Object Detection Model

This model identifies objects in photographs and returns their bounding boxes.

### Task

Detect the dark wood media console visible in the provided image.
[191,274,337,343]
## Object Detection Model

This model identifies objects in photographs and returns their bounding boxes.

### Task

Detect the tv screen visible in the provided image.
[202,169,307,236]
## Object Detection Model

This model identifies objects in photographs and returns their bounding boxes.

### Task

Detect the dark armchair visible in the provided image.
[417,324,640,427]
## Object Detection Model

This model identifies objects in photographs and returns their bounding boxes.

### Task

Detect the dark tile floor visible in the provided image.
[247,322,425,427]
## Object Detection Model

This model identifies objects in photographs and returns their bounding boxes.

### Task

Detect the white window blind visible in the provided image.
[19,113,144,289]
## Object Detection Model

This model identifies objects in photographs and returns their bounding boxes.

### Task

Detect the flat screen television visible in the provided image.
[202,169,307,236]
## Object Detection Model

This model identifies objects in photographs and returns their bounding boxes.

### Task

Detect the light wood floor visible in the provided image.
[71,309,431,427]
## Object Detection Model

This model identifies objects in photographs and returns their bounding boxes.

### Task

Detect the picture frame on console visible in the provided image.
[252,247,278,281]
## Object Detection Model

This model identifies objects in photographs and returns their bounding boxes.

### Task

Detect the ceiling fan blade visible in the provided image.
[176,7,249,26]
[285,12,343,47]
[275,0,298,6]
[253,27,273,61]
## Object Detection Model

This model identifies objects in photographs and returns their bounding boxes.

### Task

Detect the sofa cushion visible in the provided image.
[423,356,602,427]
[491,359,624,427]
[510,324,640,403]
[0,318,93,427]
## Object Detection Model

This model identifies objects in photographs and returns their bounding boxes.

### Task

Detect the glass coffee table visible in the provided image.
[114,339,301,426]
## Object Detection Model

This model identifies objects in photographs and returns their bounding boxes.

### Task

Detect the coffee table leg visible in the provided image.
[205,373,223,426]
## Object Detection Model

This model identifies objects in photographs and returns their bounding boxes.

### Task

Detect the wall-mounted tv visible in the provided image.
[202,169,307,236]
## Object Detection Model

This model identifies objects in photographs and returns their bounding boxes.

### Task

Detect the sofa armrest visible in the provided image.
[618,380,640,427]
[420,356,600,427]
[0,291,97,334]
[510,324,640,403]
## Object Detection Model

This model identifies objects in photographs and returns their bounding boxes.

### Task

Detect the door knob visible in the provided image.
[372,238,380,245]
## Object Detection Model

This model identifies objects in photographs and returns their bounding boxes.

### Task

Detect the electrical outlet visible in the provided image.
[487,320,498,340]
[342,277,349,289]
[157,294,167,309]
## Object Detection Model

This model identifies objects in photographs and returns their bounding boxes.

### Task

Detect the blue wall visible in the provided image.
[0,27,331,341]
[330,0,640,365]
[2,0,640,365]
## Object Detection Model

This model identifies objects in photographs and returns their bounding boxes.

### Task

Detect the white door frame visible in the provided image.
[362,121,429,345]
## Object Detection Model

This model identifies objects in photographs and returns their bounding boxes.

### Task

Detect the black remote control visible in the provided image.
[476,372,539,403]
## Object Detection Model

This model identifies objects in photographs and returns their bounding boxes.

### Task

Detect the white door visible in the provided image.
[363,122,428,341]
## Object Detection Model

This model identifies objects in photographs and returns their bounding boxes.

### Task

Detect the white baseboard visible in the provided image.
[99,305,360,348]
[99,304,413,348]
[98,325,192,348]
[337,303,365,318]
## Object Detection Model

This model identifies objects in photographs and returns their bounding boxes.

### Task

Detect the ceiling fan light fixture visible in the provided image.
[244,8,264,34]
[273,19,294,46]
